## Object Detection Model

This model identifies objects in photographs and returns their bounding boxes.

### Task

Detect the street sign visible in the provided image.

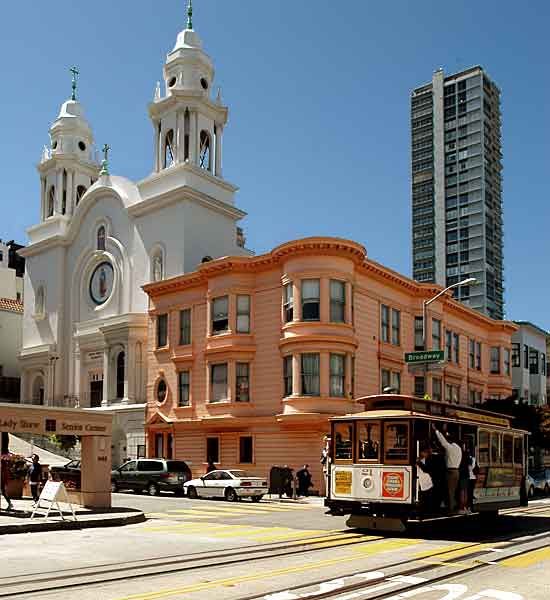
[404,350,445,364]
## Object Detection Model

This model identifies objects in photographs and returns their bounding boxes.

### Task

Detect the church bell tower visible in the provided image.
[38,67,100,222]
[149,1,226,177]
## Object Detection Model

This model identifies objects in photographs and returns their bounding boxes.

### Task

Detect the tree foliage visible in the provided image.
[484,399,550,449]
[50,434,78,452]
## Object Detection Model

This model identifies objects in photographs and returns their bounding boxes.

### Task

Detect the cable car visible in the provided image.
[325,394,528,531]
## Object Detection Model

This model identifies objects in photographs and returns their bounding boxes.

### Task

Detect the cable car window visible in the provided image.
[490,432,501,464]
[333,423,353,461]
[357,422,380,461]
[383,422,409,464]
[502,434,513,464]
[513,436,524,465]
[479,430,489,465]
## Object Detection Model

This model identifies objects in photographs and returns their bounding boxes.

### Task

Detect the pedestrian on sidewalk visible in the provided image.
[296,464,312,497]
[1,454,14,511]
[28,454,42,506]
[433,425,462,514]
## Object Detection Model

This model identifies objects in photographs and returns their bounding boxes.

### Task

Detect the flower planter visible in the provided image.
[6,478,24,499]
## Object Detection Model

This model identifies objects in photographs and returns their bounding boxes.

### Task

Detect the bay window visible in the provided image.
[301,280,320,321]
[211,296,229,334]
[301,353,320,396]
[329,354,345,397]
[236,295,250,333]
[330,280,346,323]
[210,363,228,402]
[283,283,293,322]
[283,356,293,396]
[236,363,250,402]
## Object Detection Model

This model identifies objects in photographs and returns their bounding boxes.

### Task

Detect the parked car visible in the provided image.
[527,470,550,497]
[184,469,268,502]
[50,459,81,489]
[111,459,192,496]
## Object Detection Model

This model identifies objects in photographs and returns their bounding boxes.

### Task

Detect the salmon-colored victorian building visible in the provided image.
[143,237,516,492]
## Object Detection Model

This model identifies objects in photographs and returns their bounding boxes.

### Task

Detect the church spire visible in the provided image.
[187,0,193,30]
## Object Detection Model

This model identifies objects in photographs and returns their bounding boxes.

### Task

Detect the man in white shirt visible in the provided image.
[434,426,462,513]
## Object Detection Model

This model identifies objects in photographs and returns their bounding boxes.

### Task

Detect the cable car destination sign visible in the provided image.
[404,350,446,364]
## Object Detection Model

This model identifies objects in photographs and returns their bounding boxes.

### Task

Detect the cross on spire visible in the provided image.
[69,66,80,101]
[187,0,193,29]
[100,144,111,176]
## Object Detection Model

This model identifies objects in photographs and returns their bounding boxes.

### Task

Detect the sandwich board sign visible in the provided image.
[31,481,77,521]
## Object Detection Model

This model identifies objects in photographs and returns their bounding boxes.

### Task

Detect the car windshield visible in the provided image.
[166,461,189,472]
[228,470,249,478]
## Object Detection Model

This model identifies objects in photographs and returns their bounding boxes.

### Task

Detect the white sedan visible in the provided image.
[184,469,268,502]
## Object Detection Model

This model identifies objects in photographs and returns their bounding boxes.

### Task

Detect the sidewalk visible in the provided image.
[266,494,325,506]
[0,497,145,535]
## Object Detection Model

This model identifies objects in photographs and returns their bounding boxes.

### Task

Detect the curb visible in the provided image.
[0,511,146,535]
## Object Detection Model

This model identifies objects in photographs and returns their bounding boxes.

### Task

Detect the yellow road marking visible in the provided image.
[500,546,550,568]
[163,509,251,517]
[415,542,484,560]
[115,538,420,600]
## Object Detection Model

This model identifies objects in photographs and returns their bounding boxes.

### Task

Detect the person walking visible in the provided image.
[296,464,312,497]
[1,454,14,511]
[28,454,42,507]
[433,426,462,514]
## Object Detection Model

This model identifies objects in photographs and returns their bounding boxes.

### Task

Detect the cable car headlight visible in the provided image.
[362,476,374,490]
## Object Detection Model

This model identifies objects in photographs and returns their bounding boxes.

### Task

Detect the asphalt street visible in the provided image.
[2,494,549,600]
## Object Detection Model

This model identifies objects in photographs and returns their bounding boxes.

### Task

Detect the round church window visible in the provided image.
[78,141,87,152]
[89,262,114,305]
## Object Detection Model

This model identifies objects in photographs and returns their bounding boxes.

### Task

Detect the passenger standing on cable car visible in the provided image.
[416,445,435,516]
[433,426,462,514]
[458,442,472,515]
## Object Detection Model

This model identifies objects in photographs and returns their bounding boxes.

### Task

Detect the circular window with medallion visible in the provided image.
[89,262,114,305]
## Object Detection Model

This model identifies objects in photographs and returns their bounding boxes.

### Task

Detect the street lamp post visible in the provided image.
[49,355,59,407]
[421,277,477,353]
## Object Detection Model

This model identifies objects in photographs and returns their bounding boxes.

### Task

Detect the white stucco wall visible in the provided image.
[0,309,22,377]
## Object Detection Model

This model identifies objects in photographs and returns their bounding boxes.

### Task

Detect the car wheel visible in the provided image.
[187,486,198,499]
[147,482,159,496]
[111,481,118,493]
[529,485,535,498]
[251,495,262,503]
[225,487,238,502]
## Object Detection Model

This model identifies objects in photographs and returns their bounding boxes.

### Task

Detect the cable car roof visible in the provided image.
[330,394,526,431]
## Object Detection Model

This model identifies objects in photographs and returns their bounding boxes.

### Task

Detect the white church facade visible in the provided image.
[19,6,250,464]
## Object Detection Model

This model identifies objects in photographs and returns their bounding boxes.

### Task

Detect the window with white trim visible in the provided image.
[210,363,228,402]
[329,280,346,323]
[329,354,345,397]
[236,295,250,333]
[211,296,229,334]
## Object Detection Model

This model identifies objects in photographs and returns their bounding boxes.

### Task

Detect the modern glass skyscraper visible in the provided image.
[411,66,504,320]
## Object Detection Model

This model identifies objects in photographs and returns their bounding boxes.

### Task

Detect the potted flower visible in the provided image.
[1,454,29,499]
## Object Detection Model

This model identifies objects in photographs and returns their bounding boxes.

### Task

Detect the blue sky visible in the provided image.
[0,1,548,329]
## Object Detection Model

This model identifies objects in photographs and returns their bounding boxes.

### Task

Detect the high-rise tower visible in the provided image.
[411,66,504,320]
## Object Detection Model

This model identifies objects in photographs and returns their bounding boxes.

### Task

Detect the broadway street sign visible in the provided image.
[404,350,446,364]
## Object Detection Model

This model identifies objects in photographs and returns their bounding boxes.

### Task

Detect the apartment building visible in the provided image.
[411,66,504,320]
[143,237,515,492]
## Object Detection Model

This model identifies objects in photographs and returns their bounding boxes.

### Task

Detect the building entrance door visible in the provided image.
[90,381,103,407]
